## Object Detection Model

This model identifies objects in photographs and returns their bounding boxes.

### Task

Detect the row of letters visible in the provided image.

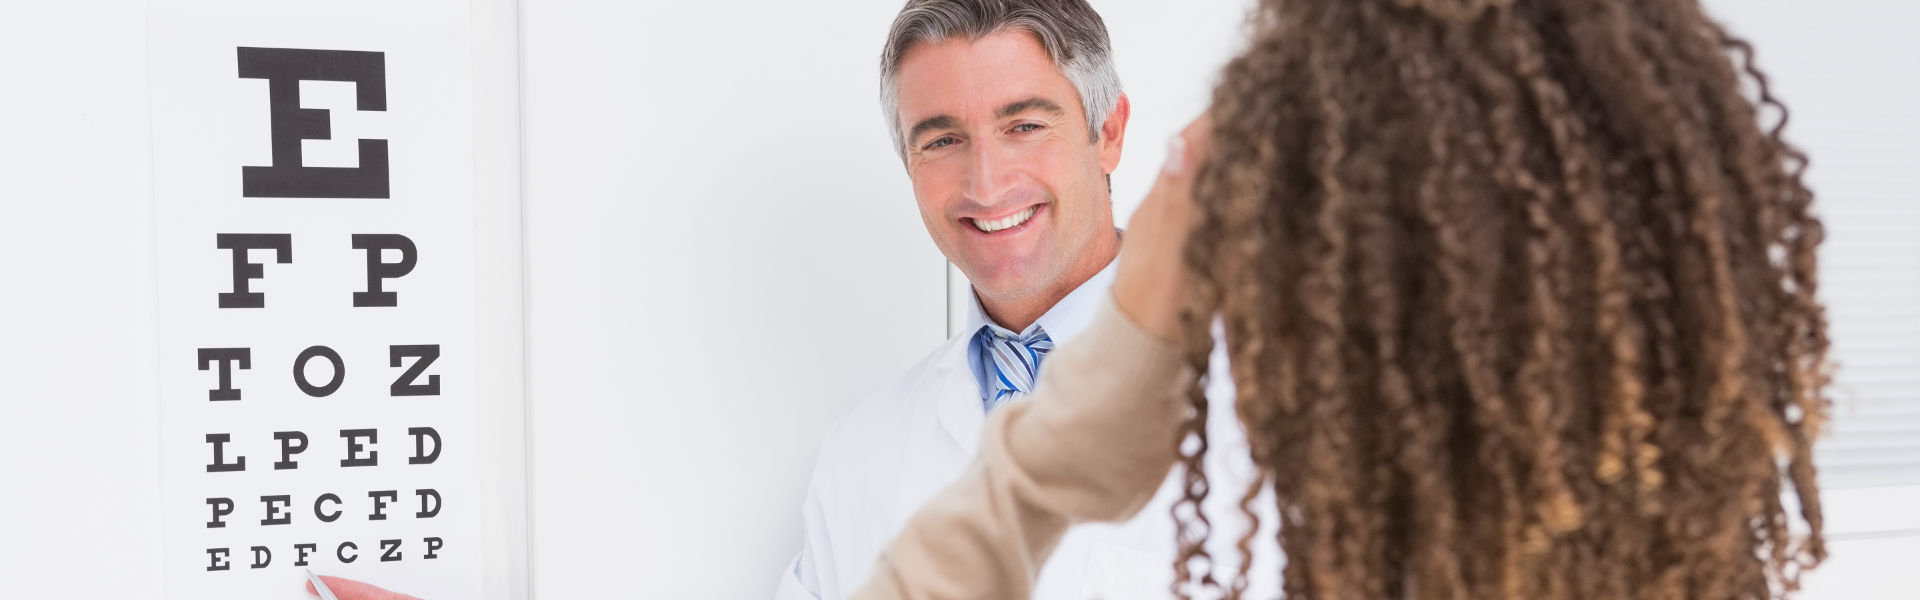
[206,538,442,572]
[196,344,441,401]
[205,427,440,472]
[206,489,442,528]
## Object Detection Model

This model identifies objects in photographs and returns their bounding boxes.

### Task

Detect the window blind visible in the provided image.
[1709,0,1920,490]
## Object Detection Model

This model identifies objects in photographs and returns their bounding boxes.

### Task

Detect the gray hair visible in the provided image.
[880,0,1124,161]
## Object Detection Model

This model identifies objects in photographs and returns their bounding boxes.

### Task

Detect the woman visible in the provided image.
[853,0,1831,599]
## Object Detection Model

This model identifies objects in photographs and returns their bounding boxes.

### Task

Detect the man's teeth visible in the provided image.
[971,206,1038,233]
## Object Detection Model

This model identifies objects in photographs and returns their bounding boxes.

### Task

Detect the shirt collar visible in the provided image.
[962,252,1120,345]
[963,249,1120,402]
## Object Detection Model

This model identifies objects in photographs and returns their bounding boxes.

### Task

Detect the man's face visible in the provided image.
[894,31,1124,303]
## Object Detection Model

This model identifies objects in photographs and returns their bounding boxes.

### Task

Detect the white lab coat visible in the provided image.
[774,263,1281,599]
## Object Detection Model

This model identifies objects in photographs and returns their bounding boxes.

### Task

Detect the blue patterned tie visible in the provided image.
[977,325,1054,412]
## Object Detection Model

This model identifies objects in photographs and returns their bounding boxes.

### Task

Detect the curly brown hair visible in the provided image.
[1169,0,1833,598]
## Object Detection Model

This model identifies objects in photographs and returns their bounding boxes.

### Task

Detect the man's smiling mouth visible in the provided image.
[965,205,1042,234]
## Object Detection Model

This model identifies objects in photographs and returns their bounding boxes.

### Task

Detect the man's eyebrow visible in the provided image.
[996,97,1066,119]
[907,115,960,147]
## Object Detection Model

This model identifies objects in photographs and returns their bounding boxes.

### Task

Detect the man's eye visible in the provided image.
[924,137,958,150]
[1012,123,1043,133]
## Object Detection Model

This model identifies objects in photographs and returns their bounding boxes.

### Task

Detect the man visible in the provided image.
[774,1,1276,598]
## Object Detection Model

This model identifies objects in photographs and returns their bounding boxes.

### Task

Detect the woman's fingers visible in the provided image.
[307,575,422,600]
[1113,113,1213,342]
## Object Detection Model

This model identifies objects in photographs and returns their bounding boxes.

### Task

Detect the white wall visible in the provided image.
[0,2,162,595]
[515,3,941,598]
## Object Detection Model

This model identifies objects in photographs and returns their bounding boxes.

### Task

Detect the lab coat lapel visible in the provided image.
[934,344,986,457]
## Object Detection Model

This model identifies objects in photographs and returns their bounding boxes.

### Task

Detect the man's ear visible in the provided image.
[1098,93,1130,175]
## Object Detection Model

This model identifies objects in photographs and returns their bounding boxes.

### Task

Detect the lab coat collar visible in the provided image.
[934,346,988,456]
[941,246,1121,455]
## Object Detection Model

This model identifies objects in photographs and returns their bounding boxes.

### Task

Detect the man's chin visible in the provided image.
[964,267,1055,301]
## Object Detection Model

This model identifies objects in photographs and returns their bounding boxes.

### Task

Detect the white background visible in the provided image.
[1,1,1913,599]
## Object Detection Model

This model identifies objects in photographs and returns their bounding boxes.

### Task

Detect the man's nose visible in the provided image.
[964,137,1019,206]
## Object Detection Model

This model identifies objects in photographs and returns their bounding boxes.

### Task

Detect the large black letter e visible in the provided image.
[237,47,389,199]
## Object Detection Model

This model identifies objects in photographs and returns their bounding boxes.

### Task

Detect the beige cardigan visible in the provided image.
[850,295,1194,600]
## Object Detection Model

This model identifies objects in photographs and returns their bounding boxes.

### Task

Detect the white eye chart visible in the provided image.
[149,3,483,597]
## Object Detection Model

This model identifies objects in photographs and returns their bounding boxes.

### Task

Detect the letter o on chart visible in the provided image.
[295,346,345,397]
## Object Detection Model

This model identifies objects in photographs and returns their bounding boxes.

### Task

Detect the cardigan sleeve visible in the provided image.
[850,294,1195,600]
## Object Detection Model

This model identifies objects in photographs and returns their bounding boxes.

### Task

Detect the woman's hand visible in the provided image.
[306,575,419,600]
[1112,114,1211,343]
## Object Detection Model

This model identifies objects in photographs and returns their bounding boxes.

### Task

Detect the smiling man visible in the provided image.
[893,30,1123,335]
[772,1,1275,598]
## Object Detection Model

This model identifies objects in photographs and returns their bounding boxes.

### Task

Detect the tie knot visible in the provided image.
[988,327,1053,348]
[978,325,1054,411]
